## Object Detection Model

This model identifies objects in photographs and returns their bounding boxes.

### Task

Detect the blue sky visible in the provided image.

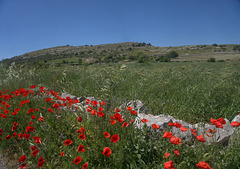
[0,0,240,59]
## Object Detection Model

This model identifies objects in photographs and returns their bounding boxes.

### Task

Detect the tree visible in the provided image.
[165,51,179,58]
[212,43,218,47]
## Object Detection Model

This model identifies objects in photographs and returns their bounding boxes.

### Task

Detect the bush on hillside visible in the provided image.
[165,51,179,58]
[207,58,216,62]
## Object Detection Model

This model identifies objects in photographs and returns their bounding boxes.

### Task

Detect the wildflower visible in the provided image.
[196,161,213,169]
[91,109,97,115]
[6,135,11,140]
[98,107,103,111]
[79,133,86,140]
[18,133,24,139]
[102,147,111,157]
[31,149,39,157]
[24,134,30,140]
[26,126,34,133]
[180,127,188,132]
[165,152,170,158]
[86,106,92,112]
[152,124,159,129]
[121,122,129,128]
[163,131,173,138]
[170,136,181,145]
[39,117,44,122]
[91,100,98,107]
[77,127,86,133]
[130,110,138,115]
[115,108,120,112]
[60,152,64,156]
[231,121,240,127]
[111,134,120,143]
[141,119,149,123]
[77,145,85,152]
[20,163,27,169]
[196,135,206,142]
[103,132,110,138]
[73,156,82,165]
[78,116,83,122]
[31,115,36,119]
[12,132,17,137]
[64,139,73,146]
[82,162,88,169]
[53,103,59,109]
[19,155,26,162]
[99,101,105,105]
[127,106,133,111]
[32,136,42,144]
[30,85,36,88]
[164,160,175,169]
[111,120,117,125]
[31,146,37,151]
[98,111,105,117]
[174,149,180,156]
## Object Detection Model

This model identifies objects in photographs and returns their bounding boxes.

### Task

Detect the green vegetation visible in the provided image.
[0,43,240,168]
[0,61,240,168]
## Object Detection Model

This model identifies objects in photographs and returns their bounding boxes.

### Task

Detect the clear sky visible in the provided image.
[0,0,240,59]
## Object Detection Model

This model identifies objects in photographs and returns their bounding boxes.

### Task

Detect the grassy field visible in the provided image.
[0,61,240,168]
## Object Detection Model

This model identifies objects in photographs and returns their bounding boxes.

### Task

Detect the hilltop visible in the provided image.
[1,42,240,67]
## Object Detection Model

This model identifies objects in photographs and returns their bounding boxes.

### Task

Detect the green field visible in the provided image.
[0,61,240,168]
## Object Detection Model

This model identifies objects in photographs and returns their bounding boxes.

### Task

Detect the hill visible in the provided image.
[1,42,240,67]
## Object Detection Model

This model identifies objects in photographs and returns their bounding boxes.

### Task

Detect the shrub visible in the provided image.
[165,51,179,59]
[207,58,216,62]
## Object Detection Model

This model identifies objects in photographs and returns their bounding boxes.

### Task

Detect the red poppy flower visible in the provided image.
[174,149,180,156]
[52,103,59,109]
[0,128,3,134]
[165,152,170,158]
[152,124,159,129]
[98,107,103,111]
[91,109,97,115]
[127,106,133,111]
[196,161,213,169]
[12,132,17,137]
[141,119,149,123]
[30,85,36,89]
[31,115,36,119]
[111,134,120,143]
[103,132,110,138]
[82,162,88,169]
[111,120,117,125]
[19,155,26,162]
[20,163,27,169]
[231,121,240,127]
[196,135,206,142]
[79,133,86,140]
[180,127,188,132]
[38,117,44,122]
[3,110,9,114]
[170,136,181,145]
[77,145,85,152]
[121,122,129,128]
[38,156,45,163]
[6,135,11,140]
[47,108,54,113]
[38,162,44,168]
[29,121,33,125]
[102,147,111,157]
[164,160,175,169]
[98,111,105,117]
[31,149,39,157]
[26,126,34,133]
[31,145,37,151]
[206,134,212,137]
[32,136,42,144]
[130,110,138,115]
[163,131,173,138]
[60,152,64,156]
[64,139,73,145]
[77,127,86,133]
[115,108,120,112]
[78,116,83,122]
[73,156,82,165]
[12,126,17,131]
[99,101,105,105]
[18,133,24,139]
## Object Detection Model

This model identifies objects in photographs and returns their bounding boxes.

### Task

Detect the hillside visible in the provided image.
[1,42,240,67]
